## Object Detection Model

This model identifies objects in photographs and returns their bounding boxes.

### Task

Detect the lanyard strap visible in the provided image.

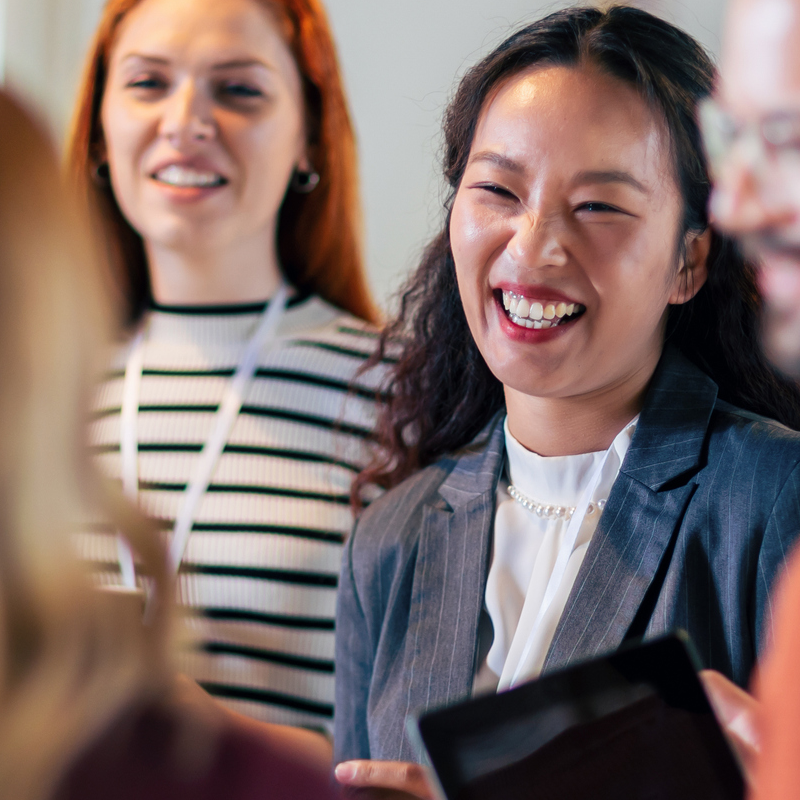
[117,329,146,588]
[117,282,289,583]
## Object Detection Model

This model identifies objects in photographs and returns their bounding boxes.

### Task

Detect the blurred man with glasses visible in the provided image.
[701,0,800,796]
[703,0,800,377]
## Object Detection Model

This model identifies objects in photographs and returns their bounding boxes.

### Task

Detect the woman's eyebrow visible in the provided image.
[120,54,169,66]
[573,170,648,193]
[468,150,525,173]
[210,59,271,71]
[118,54,273,72]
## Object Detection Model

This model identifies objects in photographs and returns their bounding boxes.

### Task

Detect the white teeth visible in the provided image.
[155,164,225,188]
[501,290,585,330]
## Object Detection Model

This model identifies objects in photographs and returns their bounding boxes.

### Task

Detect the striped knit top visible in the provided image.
[78,293,388,732]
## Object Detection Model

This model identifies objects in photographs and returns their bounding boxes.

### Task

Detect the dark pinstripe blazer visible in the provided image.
[334,347,800,764]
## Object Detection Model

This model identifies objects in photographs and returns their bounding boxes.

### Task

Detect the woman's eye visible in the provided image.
[576,201,619,213]
[477,183,515,199]
[220,82,264,99]
[126,77,166,91]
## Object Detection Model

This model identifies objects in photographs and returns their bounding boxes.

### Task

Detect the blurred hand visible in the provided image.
[334,760,437,799]
[700,669,760,784]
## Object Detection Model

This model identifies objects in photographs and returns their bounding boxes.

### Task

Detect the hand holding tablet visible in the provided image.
[407,633,745,800]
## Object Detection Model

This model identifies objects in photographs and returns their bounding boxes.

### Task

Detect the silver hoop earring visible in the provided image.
[291,169,320,193]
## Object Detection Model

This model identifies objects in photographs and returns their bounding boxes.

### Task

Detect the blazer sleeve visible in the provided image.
[756,460,800,656]
[334,527,373,763]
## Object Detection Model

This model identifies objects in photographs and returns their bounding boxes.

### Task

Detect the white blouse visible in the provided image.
[474,416,638,695]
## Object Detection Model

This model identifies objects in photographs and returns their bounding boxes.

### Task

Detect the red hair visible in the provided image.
[67,0,378,324]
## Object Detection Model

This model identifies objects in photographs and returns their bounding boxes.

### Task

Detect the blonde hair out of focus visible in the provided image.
[67,0,379,326]
[0,90,169,800]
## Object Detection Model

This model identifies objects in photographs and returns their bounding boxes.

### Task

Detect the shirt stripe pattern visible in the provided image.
[80,296,387,731]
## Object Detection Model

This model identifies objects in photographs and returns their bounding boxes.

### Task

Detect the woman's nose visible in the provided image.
[158,80,216,147]
[507,212,568,269]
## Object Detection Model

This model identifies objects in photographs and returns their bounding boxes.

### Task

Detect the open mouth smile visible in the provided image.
[152,164,228,188]
[500,289,586,330]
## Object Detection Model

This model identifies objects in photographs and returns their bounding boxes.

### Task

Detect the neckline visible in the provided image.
[503,416,638,507]
[149,292,309,316]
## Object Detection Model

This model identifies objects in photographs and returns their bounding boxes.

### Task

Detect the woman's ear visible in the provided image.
[670,227,711,305]
[92,132,108,171]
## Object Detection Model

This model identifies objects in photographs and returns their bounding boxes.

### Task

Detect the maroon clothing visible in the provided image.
[55,702,339,800]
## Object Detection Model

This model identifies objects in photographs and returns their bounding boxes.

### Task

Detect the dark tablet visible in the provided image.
[408,632,744,800]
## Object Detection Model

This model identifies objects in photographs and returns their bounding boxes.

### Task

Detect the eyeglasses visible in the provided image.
[699,97,800,206]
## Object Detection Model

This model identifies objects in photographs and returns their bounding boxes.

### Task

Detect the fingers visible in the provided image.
[335,760,436,799]
[700,669,760,783]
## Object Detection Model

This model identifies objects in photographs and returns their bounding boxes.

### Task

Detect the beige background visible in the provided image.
[0,0,728,309]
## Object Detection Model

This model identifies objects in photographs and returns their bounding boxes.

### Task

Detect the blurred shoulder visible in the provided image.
[275,295,395,391]
[55,699,339,800]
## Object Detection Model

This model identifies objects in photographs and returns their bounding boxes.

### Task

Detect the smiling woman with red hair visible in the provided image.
[66,0,386,742]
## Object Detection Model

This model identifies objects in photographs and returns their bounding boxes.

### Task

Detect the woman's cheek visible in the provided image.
[452,202,505,274]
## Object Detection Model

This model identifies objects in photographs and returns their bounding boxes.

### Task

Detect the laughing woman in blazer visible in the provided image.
[333,7,800,797]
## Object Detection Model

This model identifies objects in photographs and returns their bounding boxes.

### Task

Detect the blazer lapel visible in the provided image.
[401,414,506,729]
[543,347,718,672]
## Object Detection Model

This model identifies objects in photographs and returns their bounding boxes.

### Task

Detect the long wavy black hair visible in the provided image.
[356,5,800,498]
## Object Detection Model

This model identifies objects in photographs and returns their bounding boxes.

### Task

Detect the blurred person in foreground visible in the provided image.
[701,0,800,796]
[0,89,338,800]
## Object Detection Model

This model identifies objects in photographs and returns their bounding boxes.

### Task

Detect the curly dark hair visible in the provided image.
[355,5,800,500]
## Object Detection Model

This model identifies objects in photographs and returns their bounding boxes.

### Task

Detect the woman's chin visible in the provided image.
[141,220,229,255]
[482,345,579,401]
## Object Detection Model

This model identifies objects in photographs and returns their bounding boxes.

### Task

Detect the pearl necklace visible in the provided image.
[507,483,607,520]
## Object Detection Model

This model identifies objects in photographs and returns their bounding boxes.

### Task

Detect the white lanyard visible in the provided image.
[500,419,636,689]
[116,283,289,587]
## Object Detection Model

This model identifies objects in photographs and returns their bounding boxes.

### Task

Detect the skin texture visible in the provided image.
[334,64,709,799]
[450,64,708,457]
[714,0,800,375]
[101,0,309,305]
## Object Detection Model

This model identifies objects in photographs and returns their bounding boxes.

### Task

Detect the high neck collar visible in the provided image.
[503,417,637,507]
[150,299,272,316]
[149,289,309,316]
[142,294,307,349]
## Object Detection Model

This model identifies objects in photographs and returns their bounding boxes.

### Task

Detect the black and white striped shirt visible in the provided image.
[79,294,387,731]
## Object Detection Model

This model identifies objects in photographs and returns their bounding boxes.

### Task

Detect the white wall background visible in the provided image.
[0,0,728,309]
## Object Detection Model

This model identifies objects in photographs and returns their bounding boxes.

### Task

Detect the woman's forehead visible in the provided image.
[471,64,672,188]
[109,0,288,66]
